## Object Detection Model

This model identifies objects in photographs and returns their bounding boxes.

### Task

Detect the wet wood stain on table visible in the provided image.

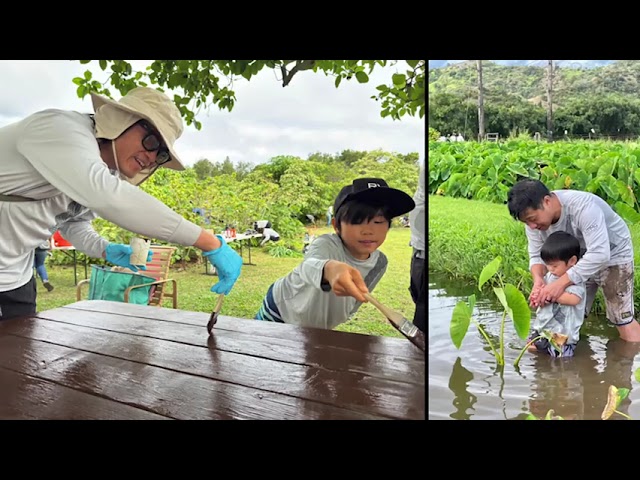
[0,301,425,420]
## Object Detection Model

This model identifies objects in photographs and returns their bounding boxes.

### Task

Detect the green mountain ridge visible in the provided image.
[429,60,640,106]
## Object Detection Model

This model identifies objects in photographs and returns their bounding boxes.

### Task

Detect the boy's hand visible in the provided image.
[529,279,545,307]
[323,260,369,302]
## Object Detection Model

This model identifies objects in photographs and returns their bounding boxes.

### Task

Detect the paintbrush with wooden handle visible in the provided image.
[364,293,425,352]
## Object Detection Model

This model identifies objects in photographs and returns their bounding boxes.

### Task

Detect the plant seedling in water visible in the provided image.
[450,257,531,367]
[526,409,564,420]
[601,385,632,420]
[600,368,640,420]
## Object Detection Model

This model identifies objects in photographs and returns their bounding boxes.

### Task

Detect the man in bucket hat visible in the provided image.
[255,177,415,329]
[0,87,242,320]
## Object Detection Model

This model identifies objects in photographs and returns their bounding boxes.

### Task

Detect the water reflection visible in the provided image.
[429,271,640,420]
[448,357,477,420]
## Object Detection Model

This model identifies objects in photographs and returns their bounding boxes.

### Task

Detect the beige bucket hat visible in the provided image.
[90,87,185,176]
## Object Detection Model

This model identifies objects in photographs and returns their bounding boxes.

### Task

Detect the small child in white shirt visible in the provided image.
[528,231,586,357]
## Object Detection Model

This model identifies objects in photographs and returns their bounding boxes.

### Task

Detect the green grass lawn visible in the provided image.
[36,226,415,338]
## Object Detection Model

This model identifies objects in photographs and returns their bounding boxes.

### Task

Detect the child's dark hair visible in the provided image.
[540,232,581,263]
[334,200,393,228]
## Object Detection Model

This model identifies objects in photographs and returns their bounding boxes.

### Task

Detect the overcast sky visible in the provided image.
[0,60,424,168]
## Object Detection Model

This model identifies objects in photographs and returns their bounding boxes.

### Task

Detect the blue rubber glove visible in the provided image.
[202,235,243,295]
[105,243,153,272]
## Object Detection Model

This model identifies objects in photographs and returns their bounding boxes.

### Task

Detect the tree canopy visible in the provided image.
[73,60,425,128]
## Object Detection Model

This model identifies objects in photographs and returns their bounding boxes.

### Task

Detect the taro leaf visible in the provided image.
[585,177,601,194]
[478,257,501,291]
[493,287,511,318]
[602,385,619,420]
[597,159,616,178]
[614,202,640,225]
[506,163,529,177]
[554,175,565,190]
[616,180,635,206]
[618,388,630,405]
[468,294,476,314]
[504,283,531,339]
[600,177,619,201]
[572,170,591,190]
[540,166,557,182]
[450,301,472,349]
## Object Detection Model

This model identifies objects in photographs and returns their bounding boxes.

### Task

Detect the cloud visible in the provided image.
[0,60,425,167]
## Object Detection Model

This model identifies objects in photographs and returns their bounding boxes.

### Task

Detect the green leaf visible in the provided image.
[355,71,369,83]
[478,257,501,291]
[635,367,640,383]
[493,287,512,319]
[99,60,107,70]
[406,60,420,68]
[83,70,92,81]
[525,413,538,420]
[468,294,476,313]
[506,163,529,177]
[335,75,342,88]
[504,283,531,339]
[450,301,472,349]
[614,202,640,224]
[72,77,84,86]
[617,388,630,406]
[392,73,406,88]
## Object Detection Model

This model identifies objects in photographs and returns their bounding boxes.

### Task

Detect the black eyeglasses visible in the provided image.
[139,121,171,166]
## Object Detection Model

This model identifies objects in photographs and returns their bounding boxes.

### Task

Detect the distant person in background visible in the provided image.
[34,240,54,292]
[326,205,333,226]
[437,135,447,142]
[260,225,281,247]
[409,163,425,333]
[456,133,464,142]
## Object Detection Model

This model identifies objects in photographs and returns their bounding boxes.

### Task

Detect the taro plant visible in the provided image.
[526,409,564,420]
[450,256,531,367]
[600,367,640,420]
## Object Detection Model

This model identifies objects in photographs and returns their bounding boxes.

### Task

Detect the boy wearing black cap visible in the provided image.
[255,178,415,329]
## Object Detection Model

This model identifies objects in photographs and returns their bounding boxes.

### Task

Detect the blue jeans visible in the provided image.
[33,249,49,282]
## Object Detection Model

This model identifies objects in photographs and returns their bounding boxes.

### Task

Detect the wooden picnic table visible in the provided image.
[0,300,425,420]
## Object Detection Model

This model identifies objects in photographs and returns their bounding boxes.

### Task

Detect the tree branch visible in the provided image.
[281,60,316,87]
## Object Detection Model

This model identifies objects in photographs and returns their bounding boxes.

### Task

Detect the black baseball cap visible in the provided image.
[333,178,415,219]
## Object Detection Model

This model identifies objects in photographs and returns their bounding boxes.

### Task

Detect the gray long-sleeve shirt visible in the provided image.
[526,189,633,285]
[0,109,202,291]
[272,233,388,329]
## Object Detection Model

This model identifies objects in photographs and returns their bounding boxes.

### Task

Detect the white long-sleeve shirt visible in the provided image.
[0,109,202,291]
[526,189,633,285]
[272,233,388,329]
[409,161,425,252]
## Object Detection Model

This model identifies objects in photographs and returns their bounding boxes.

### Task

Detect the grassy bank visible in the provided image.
[429,195,640,313]
[35,226,415,338]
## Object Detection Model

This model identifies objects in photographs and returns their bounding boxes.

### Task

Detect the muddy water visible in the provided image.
[428,271,640,420]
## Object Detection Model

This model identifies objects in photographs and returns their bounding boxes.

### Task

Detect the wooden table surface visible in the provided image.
[0,300,425,420]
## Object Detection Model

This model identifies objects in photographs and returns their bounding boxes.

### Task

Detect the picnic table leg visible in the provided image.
[243,238,256,266]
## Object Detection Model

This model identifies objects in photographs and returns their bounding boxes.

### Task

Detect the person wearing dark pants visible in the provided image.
[0,276,36,321]
[409,161,425,332]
